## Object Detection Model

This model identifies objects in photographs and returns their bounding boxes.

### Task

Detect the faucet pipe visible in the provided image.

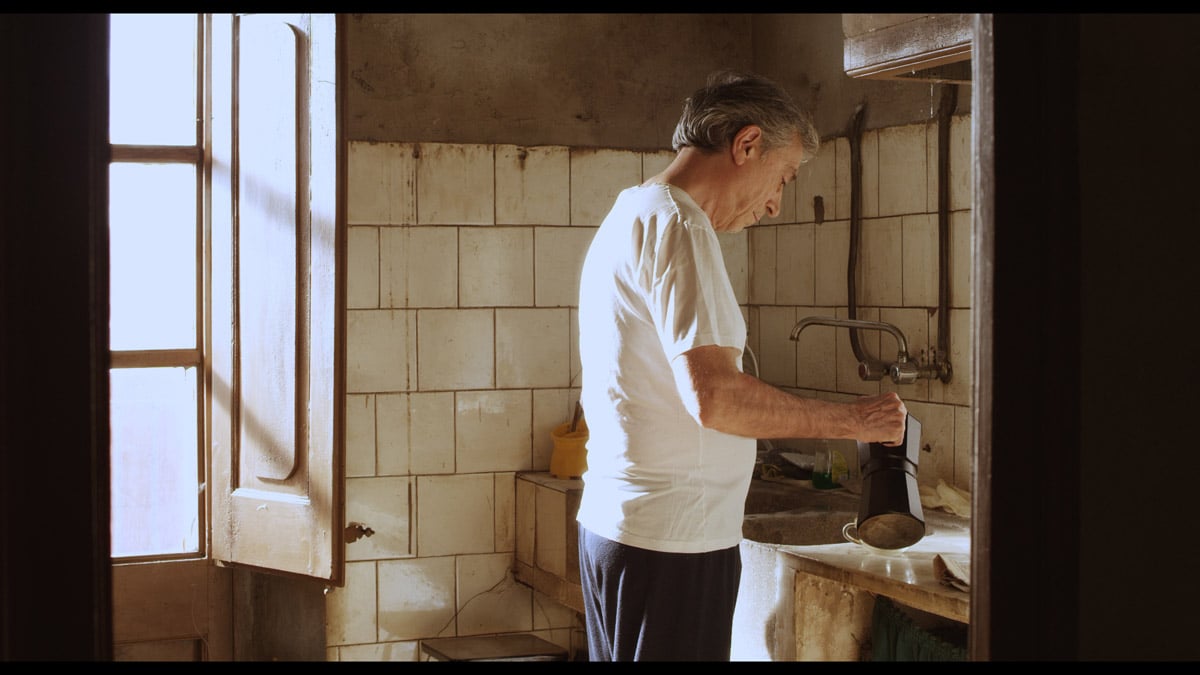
[789,316,942,385]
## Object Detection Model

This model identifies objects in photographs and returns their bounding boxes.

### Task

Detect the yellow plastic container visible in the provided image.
[549,419,588,480]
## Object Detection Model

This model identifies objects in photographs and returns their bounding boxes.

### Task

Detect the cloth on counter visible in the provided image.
[919,479,971,518]
[870,596,967,661]
[933,553,971,592]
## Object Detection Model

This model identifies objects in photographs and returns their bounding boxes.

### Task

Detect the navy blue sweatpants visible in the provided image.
[576,524,742,661]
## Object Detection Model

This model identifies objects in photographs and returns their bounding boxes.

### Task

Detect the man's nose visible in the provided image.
[764,199,779,218]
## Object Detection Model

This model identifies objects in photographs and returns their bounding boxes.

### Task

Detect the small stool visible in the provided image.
[420,634,568,662]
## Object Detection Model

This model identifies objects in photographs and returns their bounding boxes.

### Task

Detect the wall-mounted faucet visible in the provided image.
[789,316,950,385]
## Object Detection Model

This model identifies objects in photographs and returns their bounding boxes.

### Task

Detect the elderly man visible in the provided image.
[575,69,908,661]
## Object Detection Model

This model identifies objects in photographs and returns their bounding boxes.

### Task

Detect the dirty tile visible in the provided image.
[346,476,412,561]
[416,143,494,226]
[569,149,641,226]
[792,306,837,392]
[456,389,533,473]
[878,124,928,217]
[861,130,880,219]
[455,552,533,635]
[496,145,569,225]
[347,226,379,309]
[345,394,376,478]
[832,136,852,221]
[515,475,537,567]
[460,227,534,307]
[775,224,815,306]
[949,210,972,309]
[494,472,515,553]
[901,213,938,307]
[406,392,455,475]
[535,485,567,578]
[929,308,971,406]
[748,226,777,305]
[814,220,849,306]
[325,561,377,646]
[347,309,416,393]
[496,307,570,388]
[380,227,457,308]
[859,216,903,307]
[378,557,456,640]
[799,141,836,224]
[950,115,972,212]
[757,305,797,388]
[416,474,495,557]
[534,226,595,308]
[348,141,416,226]
[375,393,411,476]
[416,309,493,391]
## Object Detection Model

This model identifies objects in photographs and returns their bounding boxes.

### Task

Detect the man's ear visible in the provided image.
[731,124,763,166]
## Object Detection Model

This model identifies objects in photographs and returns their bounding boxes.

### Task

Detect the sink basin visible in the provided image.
[734,479,862,661]
[743,510,857,546]
[743,479,861,546]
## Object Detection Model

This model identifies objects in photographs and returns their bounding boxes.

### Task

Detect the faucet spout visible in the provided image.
[790,315,940,384]
[789,316,910,359]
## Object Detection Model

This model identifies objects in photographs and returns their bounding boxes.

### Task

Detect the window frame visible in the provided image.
[107,12,211,565]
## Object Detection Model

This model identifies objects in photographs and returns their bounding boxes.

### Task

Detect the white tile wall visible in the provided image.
[749,118,974,497]
[416,473,496,557]
[381,227,458,308]
[416,143,494,226]
[799,139,836,224]
[455,552,533,635]
[346,476,412,561]
[495,308,570,389]
[347,309,417,393]
[775,225,815,306]
[534,227,596,308]
[569,148,642,226]
[347,226,379,309]
[348,142,417,225]
[455,390,532,473]
[496,145,570,226]
[460,228,534,307]
[330,123,974,658]
[416,309,493,391]
[378,557,457,640]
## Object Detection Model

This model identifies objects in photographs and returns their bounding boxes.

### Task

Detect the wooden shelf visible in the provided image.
[843,14,973,84]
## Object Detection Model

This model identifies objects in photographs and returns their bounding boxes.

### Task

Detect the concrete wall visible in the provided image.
[344,13,969,149]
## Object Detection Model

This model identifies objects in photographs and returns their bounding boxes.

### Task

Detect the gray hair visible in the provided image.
[670,69,820,163]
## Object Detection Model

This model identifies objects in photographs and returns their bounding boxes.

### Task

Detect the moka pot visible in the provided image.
[853,413,925,550]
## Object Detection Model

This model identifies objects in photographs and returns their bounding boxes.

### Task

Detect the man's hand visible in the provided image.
[854,392,908,446]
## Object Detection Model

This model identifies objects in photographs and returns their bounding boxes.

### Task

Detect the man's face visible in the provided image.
[724,135,805,234]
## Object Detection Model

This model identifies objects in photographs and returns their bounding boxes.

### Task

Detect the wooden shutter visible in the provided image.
[210,13,343,585]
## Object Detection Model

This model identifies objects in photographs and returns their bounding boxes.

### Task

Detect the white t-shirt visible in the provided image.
[575,182,756,554]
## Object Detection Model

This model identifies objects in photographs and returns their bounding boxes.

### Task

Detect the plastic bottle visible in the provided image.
[812,440,838,489]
